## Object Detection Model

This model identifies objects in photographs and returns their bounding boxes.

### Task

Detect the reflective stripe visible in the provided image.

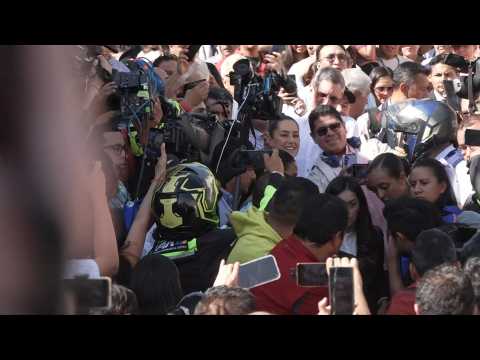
[161,238,198,260]
[259,185,277,211]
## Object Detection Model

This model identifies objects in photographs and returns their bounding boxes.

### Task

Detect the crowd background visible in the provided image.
[2,44,480,315]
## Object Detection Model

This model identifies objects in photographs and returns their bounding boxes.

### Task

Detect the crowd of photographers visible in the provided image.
[57,44,480,315]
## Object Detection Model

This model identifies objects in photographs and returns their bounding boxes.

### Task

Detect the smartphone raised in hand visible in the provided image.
[329,267,354,315]
[238,255,281,289]
[296,263,328,287]
[348,164,370,179]
[64,277,112,309]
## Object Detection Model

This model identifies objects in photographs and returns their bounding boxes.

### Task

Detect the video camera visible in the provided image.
[440,54,480,113]
[228,58,296,121]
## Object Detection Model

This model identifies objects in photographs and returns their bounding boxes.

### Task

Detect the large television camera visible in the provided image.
[440,54,480,113]
[228,58,296,121]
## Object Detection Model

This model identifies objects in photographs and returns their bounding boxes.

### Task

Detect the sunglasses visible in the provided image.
[316,122,342,137]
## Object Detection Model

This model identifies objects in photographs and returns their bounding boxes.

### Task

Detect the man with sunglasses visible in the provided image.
[306,105,368,192]
[295,67,347,178]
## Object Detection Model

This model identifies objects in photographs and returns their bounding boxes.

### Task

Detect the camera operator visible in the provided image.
[459,115,480,212]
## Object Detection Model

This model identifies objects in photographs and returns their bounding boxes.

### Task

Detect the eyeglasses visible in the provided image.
[322,53,348,63]
[315,122,342,137]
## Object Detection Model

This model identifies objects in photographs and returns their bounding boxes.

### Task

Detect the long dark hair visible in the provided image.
[368,152,410,179]
[283,45,309,71]
[369,66,394,106]
[130,254,183,315]
[325,176,375,252]
[411,158,458,210]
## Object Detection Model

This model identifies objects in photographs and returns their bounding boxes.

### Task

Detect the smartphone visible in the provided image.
[465,129,480,146]
[350,164,369,179]
[64,277,112,309]
[238,255,281,289]
[186,45,202,62]
[296,263,328,287]
[329,267,354,315]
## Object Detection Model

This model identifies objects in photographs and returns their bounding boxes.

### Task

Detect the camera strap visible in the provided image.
[468,63,475,114]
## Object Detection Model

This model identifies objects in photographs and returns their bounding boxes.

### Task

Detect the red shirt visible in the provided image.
[251,234,328,315]
[386,283,417,315]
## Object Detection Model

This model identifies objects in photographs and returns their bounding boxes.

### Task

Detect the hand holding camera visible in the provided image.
[263,148,284,176]
[263,51,286,75]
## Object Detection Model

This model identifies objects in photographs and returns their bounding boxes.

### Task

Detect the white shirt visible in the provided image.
[295,113,321,178]
[435,144,464,205]
[377,55,409,72]
[456,160,474,207]
[142,223,157,258]
[307,144,369,193]
[136,50,161,63]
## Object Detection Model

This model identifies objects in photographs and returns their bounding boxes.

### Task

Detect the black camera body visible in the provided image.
[112,70,152,125]
[229,58,294,121]
[441,55,480,113]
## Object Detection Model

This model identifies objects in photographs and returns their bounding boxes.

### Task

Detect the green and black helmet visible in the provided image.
[151,162,220,241]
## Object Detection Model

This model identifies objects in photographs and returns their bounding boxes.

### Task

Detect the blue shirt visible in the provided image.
[218,189,234,227]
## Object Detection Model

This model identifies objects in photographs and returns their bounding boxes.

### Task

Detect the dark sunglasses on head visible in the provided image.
[316,122,342,137]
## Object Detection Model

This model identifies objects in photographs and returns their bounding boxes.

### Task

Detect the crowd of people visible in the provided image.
[5,44,480,315]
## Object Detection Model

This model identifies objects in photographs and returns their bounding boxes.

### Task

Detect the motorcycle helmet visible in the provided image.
[151,162,220,241]
[380,99,458,162]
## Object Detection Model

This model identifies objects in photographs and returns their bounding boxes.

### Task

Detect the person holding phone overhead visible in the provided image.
[251,193,349,315]
[326,176,388,313]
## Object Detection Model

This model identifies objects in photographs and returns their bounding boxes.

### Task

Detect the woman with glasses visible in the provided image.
[355,66,394,146]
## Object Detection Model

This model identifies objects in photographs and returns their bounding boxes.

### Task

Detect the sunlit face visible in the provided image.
[219,45,237,57]
[318,45,348,71]
[409,166,447,204]
[337,189,359,230]
[406,74,432,100]
[311,114,346,155]
[267,119,300,157]
[373,76,394,104]
[400,45,420,60]
[367,167,409,202]
[313,80,344,109]
[169,45,189,58]
[451,45,477,60]
[429,63,459,97]
[380,45,400,59]
[103,132,127,181]
[291,45,308,54]
[434,45,452,55]
[156,60,177,80]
